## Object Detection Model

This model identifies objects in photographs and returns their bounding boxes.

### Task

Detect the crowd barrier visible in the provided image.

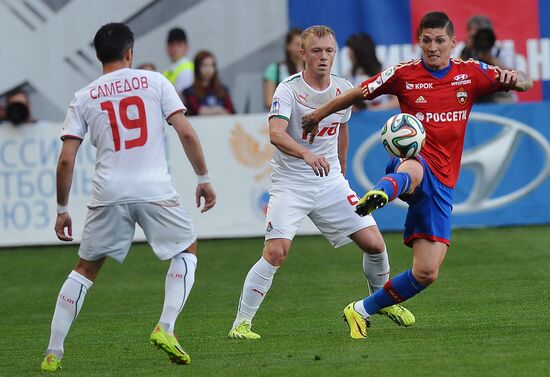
[1,102,549,247]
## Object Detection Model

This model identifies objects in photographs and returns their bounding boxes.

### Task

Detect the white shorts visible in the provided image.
[78,198,197,263]
[265,177,377,247]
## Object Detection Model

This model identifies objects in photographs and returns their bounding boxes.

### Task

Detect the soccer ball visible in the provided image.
[380,113,426,158]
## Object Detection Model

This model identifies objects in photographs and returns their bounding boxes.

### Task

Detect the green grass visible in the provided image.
[1,226,549,376]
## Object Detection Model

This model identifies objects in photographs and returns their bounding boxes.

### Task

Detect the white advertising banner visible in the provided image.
[0,115,319,247]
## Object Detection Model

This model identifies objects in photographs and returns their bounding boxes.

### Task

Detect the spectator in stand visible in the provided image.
[138,62,157,71]
[460,15,514,69]
[345,33,399,111]
[460,15,515,103]
[2,88,39,126]
[164,28,194,94]
[263,28,304,110]
[182,50,235,116]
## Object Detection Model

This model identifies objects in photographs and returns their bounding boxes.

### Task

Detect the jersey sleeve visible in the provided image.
[360,65,399,100]
[159,73,187,120]
[61,95,87,140]
[472,61,505,98]
[268,82,293,122]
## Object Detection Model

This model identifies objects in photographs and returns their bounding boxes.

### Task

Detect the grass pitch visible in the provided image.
[1,226,549,376]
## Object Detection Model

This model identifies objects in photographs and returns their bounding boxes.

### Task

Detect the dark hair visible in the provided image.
[94,23,134,64]
[5,87,29,104]
[417,11,454,37]
[346,33,382,77]
[284,28,302,75]
[193,50,226,100]
[167,27,187,44]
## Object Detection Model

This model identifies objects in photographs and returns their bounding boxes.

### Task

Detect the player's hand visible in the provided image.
[304,151,330,177]
[494,67,518,87]
[196,182,216,213]
[55,212,73,241]
[301,112,320,144]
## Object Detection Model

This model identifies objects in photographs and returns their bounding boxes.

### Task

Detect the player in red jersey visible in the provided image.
[301,11,532,339]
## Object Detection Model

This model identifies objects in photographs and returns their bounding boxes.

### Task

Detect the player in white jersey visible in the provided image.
[40,23,215,372]
[228,26,414,340]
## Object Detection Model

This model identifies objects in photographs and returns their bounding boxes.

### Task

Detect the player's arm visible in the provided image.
[169,111,216,213]
[55,138,81,241]
[338,122,349,176]
[301,86,363,143]
[494,67,533,91]
[269,116,330,177]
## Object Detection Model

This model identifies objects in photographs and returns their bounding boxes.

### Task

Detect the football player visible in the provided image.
[302,11,532,339]
[41,23,215,371]
[229,25,414,340]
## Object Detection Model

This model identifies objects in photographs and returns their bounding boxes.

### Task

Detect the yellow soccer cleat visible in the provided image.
[378,304,416,327]
[40,354,61,372]
[228,321,261,340]
[356,190,389,216]
[150,324,191,365]
[342,302,370,339]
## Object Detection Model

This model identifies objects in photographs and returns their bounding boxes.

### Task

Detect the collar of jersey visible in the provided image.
[421,59,452,79]
[300,71,333,93]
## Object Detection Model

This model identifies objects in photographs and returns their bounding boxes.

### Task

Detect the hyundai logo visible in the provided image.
[352,112,550,214]
[454,74,468,81]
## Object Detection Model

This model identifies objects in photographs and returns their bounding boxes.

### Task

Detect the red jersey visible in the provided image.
[361,58,505,188]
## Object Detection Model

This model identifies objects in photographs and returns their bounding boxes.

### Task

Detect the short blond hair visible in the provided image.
[301,25,336,49]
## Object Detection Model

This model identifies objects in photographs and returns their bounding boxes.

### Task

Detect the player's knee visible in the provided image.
[397,159,423,191]
[262,242,289,267]
[75,264,99,281]
[353,228,386,254]
[412,267,439,286]
[362,240,386,254]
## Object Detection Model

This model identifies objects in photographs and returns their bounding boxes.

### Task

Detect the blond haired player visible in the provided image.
[228,26,414,340]
[40,23,215,371]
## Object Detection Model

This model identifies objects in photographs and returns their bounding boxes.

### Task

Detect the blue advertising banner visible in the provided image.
[347,101,550,232]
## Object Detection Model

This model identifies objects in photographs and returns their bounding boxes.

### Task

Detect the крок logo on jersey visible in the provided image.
[452,73,472,86]
[456,88,468,105]
[405,82,433,90]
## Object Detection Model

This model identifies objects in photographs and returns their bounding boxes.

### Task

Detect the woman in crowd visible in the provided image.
[183,50,236,116]
[263,28,304,110]
[345,33,398,111]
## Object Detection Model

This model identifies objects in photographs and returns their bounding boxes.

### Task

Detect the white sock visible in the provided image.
[363,249,390,294]
[354,301,370,318]
[45,270,93,358]
[233,257,278,328]
[158,252,197,334]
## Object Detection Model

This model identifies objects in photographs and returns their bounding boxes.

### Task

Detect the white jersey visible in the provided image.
[268,71,353,185]
[62,68,186,207]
